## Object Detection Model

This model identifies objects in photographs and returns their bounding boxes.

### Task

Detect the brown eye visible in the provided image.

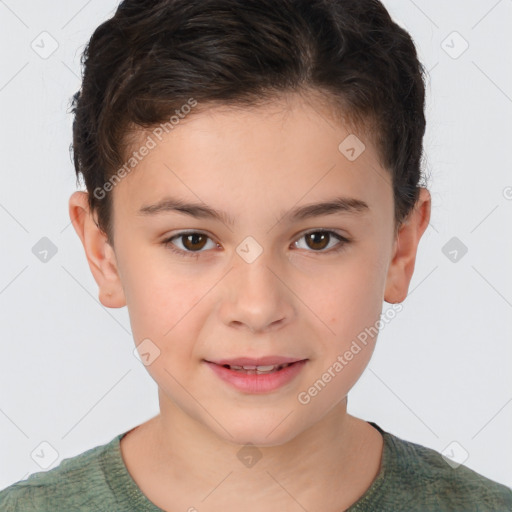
[163,231,217,257]
[294,230,349,253]
[181,233,208,251]
[305,232,330,251]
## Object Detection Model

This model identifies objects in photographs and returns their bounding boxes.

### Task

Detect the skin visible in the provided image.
[69,92,431,511]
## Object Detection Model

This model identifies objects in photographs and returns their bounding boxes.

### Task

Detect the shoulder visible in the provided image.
[0,434,121,512]
[382,430,512,510]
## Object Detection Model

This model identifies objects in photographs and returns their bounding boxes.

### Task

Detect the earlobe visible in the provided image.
[384,188,431,304]
[68,191,126,308]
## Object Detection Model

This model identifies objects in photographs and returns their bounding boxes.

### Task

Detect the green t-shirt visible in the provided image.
[1,422,510,511]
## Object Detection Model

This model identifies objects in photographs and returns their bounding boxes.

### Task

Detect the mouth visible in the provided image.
[203,358,308,393]
[204,356,307,374]
[216,362,296,374]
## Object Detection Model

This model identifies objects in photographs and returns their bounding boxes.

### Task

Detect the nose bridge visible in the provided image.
[235,248,277,296]
[220,241,294,332]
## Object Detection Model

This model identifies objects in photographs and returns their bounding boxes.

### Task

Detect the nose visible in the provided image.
[218,254,296,334]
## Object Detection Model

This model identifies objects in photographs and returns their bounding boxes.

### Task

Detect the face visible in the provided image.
[72,93,423,447]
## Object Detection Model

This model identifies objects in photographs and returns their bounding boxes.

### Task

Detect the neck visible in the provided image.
[126,391,383,511]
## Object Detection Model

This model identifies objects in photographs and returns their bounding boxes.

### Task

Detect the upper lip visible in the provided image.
[206,356,307,367]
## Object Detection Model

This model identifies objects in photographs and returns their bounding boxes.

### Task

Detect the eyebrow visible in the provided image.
[137,195,370,226]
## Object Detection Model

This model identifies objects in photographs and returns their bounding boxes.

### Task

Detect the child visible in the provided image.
[1,0,511,510]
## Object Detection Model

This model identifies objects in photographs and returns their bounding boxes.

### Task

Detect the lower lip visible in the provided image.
[204,360,308,393]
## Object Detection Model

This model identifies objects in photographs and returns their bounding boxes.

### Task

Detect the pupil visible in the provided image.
[307,232,328,250]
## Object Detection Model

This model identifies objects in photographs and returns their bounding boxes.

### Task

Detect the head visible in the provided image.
[69,0,431,446]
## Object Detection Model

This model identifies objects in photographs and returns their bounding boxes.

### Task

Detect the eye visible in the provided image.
[163,231,219,258]
[293,230,350,253]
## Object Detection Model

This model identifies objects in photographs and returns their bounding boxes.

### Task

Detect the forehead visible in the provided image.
[112,94,392,226]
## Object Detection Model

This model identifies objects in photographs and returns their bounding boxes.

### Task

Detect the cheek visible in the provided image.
[297,263,384,412]
[121,258,206,348]
[304,254,385,399]
[310,254,385,335]
[127,273,204,389]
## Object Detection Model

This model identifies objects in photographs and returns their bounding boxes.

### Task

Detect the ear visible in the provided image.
[68,191,126,308]
[384,187,431,304]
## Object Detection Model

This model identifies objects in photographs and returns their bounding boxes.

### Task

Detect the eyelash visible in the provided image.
[162,230,351,259]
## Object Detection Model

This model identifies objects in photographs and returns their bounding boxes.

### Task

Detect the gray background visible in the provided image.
[1,0,511,490]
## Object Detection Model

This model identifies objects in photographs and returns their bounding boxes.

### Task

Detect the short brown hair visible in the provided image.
[70,0,430,246]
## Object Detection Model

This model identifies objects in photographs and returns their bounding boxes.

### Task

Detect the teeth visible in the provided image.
[247,365,275,371]
[226,363,292,373]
